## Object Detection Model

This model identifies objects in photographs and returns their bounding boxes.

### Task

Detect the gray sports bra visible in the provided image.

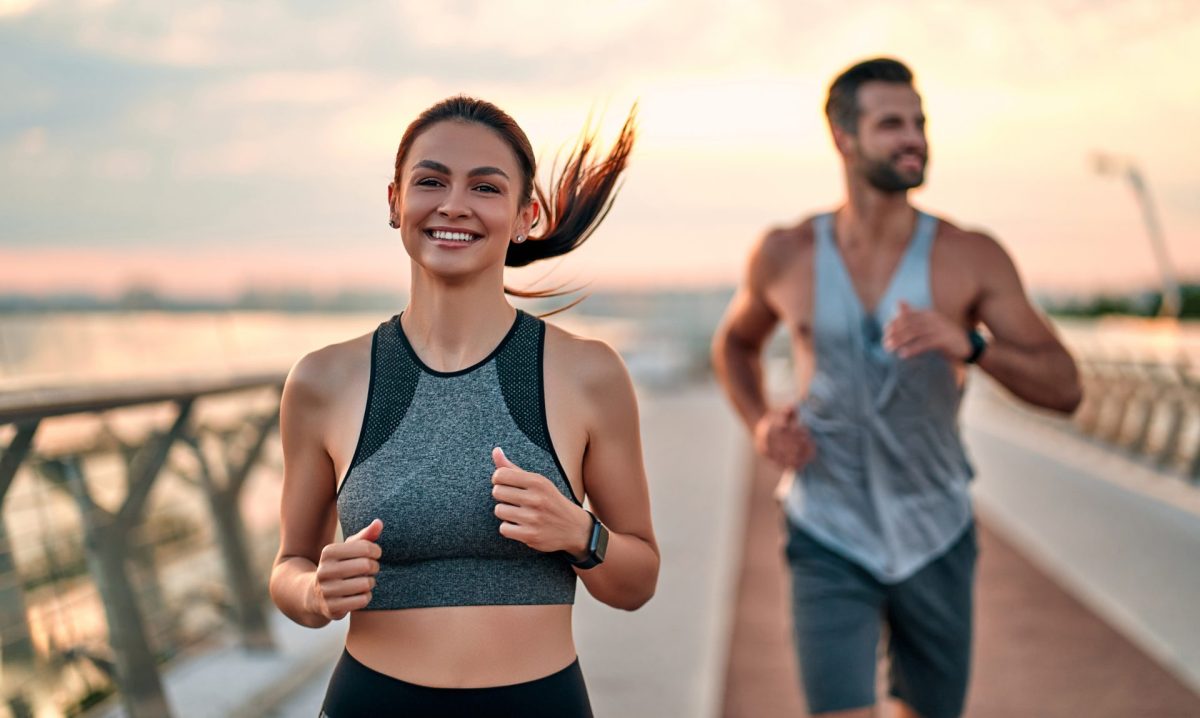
[337,310,580,610]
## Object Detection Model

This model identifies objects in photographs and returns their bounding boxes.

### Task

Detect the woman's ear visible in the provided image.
[524,199,541,233]
[387,182,400,226]
[513,199,537,238]
[384,184,403,229]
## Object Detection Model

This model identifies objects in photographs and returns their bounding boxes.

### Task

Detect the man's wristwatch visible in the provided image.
[568,510,609,570]
[965,329,988,364]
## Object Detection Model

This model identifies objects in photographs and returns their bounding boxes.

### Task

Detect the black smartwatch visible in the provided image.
[965,329,988,364]
[568,510,609,570]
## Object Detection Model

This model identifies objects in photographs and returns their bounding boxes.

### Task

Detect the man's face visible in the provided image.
[846,81,928,193]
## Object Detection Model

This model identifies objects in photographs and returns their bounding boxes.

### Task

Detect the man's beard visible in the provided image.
[860,152,926,193]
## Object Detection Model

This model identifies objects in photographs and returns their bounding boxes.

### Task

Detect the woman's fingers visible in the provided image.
[492,466,538,488]
[498,521,532,542]
[317,556,379,581]
[489,459,586,553]
[325,593,373,619]
[323,575,376,599]
[313,524,386,619]
[321,537,381,563]
[491,483,525,505]
[494,502,529,524]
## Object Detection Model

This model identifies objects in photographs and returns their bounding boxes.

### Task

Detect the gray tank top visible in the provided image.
[337,310,579,610]
[782,211,975,583]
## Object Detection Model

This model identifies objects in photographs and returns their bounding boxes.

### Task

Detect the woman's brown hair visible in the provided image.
[392,96,635,298]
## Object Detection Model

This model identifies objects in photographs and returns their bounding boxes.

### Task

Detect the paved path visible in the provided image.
[967,385,1200,694]
[574,384,744,718]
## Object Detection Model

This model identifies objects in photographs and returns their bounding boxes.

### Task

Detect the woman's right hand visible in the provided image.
[753,406,815,469]
[312,518,383,620]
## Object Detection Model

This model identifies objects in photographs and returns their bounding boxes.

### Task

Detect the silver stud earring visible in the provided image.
[513,234,527,244]
[388,219,399,229]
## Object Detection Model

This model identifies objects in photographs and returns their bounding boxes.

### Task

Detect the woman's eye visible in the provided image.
[474,184,499,193]
[415,177,443,187]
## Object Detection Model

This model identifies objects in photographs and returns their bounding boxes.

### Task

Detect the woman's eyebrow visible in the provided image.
[468,166,509,179]
[411,159,509,180]
[412,159,451,173]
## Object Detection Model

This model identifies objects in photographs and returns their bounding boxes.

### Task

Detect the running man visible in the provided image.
[712,57,1082,718]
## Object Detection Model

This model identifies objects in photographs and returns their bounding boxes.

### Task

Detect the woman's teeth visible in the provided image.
[429,230,479,242]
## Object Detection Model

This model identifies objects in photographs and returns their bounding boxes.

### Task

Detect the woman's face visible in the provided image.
[389,120,533,281]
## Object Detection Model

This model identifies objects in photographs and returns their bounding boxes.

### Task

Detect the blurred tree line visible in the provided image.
[4,283,1199,320]
[1045,282,1200,319]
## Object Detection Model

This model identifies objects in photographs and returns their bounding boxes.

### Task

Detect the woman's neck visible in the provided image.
[401,269,516,373]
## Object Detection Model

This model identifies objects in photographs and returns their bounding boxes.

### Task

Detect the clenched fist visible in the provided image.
[883,301,972,362]
[753,405,816,469]
[491,447,592,559]
[312,518,382,621]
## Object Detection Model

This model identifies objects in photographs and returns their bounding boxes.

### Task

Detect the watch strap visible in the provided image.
[965,329,988,364]
[568,510,607,569]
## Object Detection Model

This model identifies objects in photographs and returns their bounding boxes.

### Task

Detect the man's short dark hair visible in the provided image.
[825,58,914,134]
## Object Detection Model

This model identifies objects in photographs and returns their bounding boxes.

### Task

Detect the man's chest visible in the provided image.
[767,246,979,341]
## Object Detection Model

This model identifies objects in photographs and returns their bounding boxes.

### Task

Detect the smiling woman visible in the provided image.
[389,96,636,274]
[268,96,656,718]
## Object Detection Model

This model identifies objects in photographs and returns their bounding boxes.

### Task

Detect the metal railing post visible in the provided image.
[0,421,39,671]
[43,456,172,718]
[186,408,279,652]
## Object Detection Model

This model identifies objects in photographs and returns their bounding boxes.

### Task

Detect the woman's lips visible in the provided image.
[425,228,483,246]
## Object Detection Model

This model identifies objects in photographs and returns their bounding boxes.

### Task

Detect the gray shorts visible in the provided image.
[785,520,977,718]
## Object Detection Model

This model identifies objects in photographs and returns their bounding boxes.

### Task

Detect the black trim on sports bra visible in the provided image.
[396,309,523,378]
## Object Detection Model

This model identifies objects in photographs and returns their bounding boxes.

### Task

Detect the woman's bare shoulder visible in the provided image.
[543,320,631,396]
[284,331,374,409]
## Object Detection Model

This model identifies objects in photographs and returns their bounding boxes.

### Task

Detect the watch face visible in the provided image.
[592,522,610,563]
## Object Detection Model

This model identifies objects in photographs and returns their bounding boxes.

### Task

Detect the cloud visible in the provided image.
[199,70,376,107]
[2,0,1199,293]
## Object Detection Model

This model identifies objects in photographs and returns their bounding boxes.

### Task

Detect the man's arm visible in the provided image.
[713,231,814,468]
[970,235,1082,413]
[712,235,781,431]
[884,232,1082,414]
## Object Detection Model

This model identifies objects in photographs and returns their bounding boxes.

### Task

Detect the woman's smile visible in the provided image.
[425,227,485,247]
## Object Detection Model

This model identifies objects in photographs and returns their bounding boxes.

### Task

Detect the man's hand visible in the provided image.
[883,301,972,361]
[753,405,815,469]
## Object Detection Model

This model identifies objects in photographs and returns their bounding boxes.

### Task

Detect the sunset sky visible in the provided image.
[2,0,1198,298]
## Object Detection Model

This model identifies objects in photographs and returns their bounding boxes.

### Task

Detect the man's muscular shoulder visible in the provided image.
[749,216,819,292]
[933,216,1017,278]
[930,215,1023,317]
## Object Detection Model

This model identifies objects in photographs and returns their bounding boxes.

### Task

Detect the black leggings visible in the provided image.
[321,649,593,718]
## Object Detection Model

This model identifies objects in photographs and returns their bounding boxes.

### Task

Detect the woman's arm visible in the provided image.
[573,341,660,610]
[269,347,380,628]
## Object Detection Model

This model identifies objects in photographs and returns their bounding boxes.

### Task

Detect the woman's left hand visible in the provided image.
[491,447,591,557]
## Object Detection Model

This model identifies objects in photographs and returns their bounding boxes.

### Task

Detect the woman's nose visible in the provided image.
[437,186,471,217]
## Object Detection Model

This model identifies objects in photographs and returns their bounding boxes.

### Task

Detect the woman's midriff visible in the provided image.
[344,604,576,688]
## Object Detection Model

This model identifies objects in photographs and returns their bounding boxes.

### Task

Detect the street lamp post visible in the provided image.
[1092,153,1181,319]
